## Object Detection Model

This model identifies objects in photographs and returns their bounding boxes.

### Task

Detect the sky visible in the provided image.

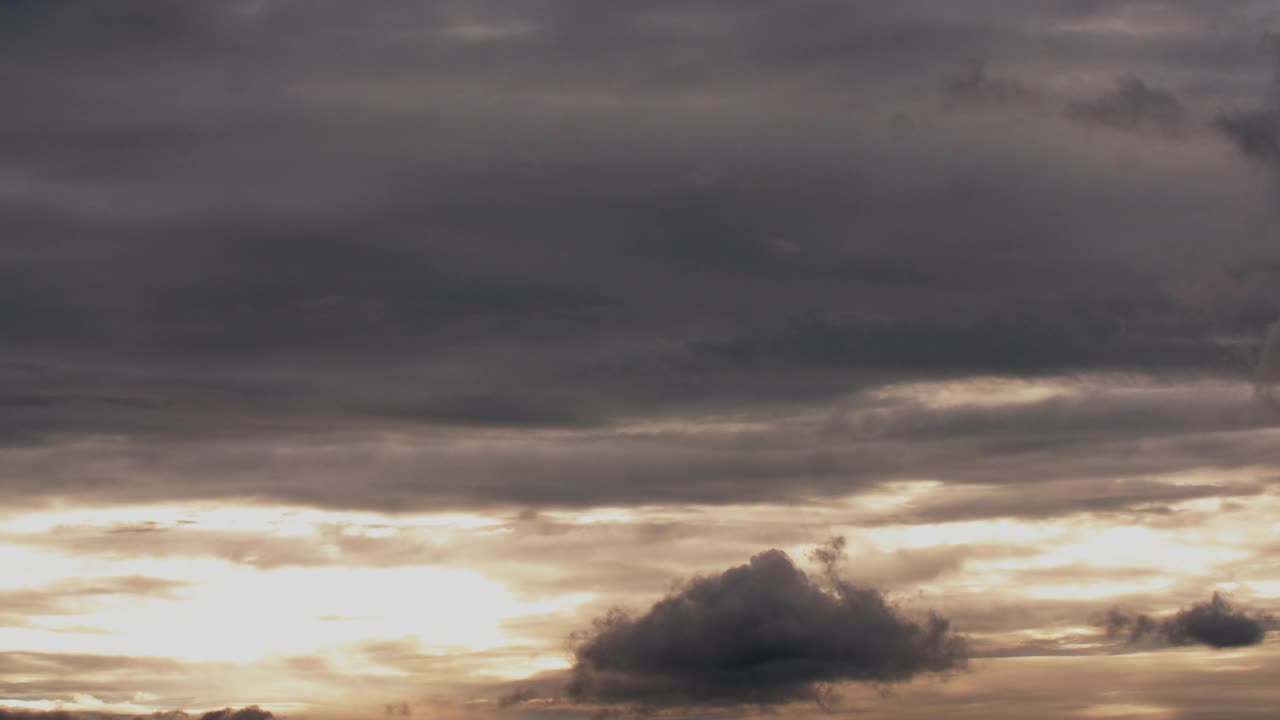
[2,1,1280,718]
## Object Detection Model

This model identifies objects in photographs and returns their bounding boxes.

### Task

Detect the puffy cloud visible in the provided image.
[1098,592,1271,649]
[566,548,966,709]
[196,709,272,720]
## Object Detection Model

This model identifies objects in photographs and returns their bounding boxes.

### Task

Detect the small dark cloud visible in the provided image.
[566,547,966,710]
[1162,594,1273,648]
[1215,39,1280,167]
[807,535,848,581]
[197,709,271,720]
[496,687,537,709]
[1067,75,1184,134]
[1216,107,1280,166]
[1097,592,1271,649]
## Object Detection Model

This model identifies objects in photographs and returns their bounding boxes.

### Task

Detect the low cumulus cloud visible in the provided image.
[1097,592,1272,649]
[197,710,272,720]
[566,544,966,710]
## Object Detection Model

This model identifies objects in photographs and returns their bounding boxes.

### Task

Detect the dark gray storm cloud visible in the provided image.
[566,548,966,709]
[1098,592,1273,648]
[2,1,1280,510]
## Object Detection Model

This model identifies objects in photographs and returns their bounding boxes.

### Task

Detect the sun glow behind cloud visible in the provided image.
[0,507,594,687]
[0,377,1274,712]
[2,565,523,661]
[0,479,1276,712]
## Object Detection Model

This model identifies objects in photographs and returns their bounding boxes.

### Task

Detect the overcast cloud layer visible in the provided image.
[3,2,1280,719]
[3,0,1280,512]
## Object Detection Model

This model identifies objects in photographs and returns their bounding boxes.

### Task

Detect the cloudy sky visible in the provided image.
[3,1,1280,719]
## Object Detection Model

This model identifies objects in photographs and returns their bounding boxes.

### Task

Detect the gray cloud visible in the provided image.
[940,59,1037,110]
[1214,38,1280,167]
[495,687,537,710]
[1067,75,1185,134]
[1098,592,1272,648]
[565,548,966,709]
[0,2,1273,422]
[1217,106,1280,163]
[197,708,272,720]
[0,372,1274,515]
[0,0,1278,519]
